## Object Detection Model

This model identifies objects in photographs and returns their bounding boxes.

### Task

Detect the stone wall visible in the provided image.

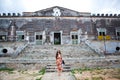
[85,40,120,54]
[0,63,45,70]
[0,56,120,70]
[65,56,120,69]
[0,42,28,57]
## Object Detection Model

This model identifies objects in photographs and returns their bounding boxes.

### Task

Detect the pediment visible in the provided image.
[23,6,90,17]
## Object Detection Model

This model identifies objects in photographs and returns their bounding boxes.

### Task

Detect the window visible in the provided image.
[72,35,78,39]
[97,28,106,36]
[117,32,120,36]
[22,35,24,39]
[36,35,39,39]
[36,35,42,40]
[72,35,74,39]
[116,28,120,40]
[18,35,24,41]
[16,31,24,41]
[99,32,105,36]
[116,31,120,40]
[75,35,78,39]
[40,35,42,39]
[71,35,78,44]
[97,28,107,40]
[0,35,6,41]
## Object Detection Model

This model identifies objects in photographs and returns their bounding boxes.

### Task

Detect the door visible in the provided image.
[54,33,61,45]
[28,32,35,43]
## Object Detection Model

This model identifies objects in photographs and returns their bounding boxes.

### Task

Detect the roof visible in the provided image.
[23,6,91,17]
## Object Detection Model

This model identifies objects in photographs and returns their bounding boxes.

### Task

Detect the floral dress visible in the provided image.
[56,54,62,71]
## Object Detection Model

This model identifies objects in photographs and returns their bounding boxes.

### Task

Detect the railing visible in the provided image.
[11,43,28,58]
[85,40,104,56]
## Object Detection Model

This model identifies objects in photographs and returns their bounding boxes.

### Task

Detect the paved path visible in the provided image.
[41,72,76,80]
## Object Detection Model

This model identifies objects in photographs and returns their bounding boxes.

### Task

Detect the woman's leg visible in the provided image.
[57,65,61,76]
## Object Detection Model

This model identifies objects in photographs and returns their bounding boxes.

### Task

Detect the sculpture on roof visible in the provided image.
[52,7,61,17]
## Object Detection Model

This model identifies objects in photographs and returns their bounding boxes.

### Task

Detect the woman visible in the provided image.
[56,50,63,76]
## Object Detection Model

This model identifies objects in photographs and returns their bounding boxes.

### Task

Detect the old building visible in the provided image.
[0,6,120,45]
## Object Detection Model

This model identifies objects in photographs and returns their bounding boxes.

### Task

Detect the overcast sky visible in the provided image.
[0,0,120,14]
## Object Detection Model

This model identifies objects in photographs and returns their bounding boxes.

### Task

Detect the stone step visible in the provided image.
[46,66,71,70]
[18,42,99,59]
[46,64,71,72]
[46,69,71,72]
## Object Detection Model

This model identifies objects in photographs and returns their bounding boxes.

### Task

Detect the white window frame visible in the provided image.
[97,28,106,36]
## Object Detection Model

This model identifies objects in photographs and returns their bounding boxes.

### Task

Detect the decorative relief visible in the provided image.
[52,7,61,17]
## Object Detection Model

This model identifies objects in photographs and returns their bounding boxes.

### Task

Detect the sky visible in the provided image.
[0,0,120,15]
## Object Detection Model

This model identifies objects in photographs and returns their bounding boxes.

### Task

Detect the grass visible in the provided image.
[36,77,42,80]
[0,67,48,80]
[85,78,89,80]
[0,67,14,74]
[0,67,14,71]
[36,68,46,80]
[18,70,28,74]
[39,68,46,75]
[71,67,94,74]
[92,76,104,80]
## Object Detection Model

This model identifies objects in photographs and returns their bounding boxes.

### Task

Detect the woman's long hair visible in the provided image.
[56,50,61,59]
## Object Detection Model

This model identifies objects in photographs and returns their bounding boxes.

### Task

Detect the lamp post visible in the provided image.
[103,35,106,55]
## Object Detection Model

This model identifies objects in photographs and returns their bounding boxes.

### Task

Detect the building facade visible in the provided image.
[0,6,120,45]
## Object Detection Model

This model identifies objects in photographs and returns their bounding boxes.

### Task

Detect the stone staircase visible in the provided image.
[14,42,102,70]
[18,42,99,60]
[46,64,71,72]
[1,42,120,71]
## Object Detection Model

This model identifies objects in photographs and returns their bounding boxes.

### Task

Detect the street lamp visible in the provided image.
[103,35,106,55]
